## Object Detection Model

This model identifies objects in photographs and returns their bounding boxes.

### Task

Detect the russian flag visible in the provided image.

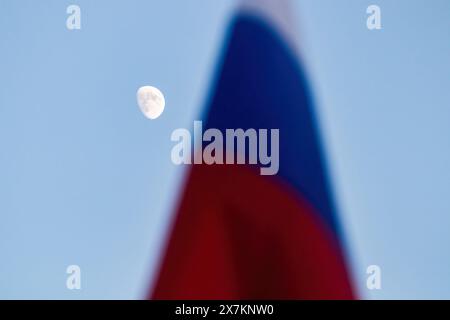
[151,0,355,299]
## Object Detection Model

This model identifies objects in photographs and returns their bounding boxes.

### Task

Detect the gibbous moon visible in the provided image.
[137,86,165,119]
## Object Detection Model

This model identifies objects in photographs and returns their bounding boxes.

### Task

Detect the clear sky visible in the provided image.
[1,0,449,299]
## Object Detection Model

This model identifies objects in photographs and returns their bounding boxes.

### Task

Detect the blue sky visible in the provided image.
[1,0,450,299]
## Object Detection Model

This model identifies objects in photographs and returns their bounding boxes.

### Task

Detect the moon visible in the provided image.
[137,86,165,119]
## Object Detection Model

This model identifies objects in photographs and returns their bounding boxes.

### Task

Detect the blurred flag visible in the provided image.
[151,0,355,299]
